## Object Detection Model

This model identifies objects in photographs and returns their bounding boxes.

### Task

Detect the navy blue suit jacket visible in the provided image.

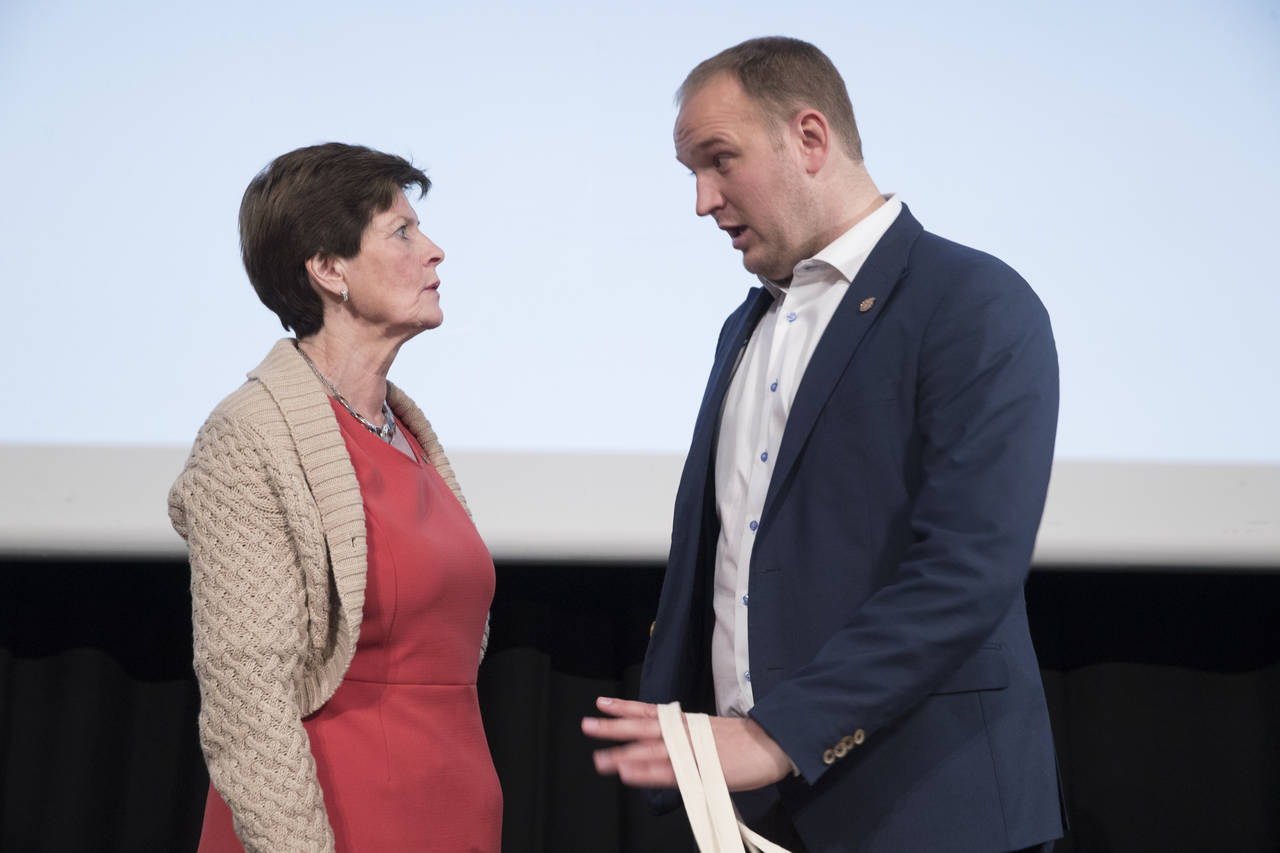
[639,206,1064,852]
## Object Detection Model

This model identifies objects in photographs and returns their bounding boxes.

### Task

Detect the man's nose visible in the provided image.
[694,175,722,218]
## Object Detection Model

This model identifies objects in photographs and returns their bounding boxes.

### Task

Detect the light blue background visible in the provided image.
[2,0,1277,460]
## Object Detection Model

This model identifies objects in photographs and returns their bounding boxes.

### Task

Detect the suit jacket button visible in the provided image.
[853,729,866,745]
[822,749,836,765]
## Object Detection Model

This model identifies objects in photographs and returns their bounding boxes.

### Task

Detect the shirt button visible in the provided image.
[742,594,749,606]
[786,312,797,323]
[770,381,778,392]
[749,520,758,532]
[744,670,751,682]
[760,451,768,462]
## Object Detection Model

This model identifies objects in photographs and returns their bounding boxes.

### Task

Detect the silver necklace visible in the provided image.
[295,343,397,443]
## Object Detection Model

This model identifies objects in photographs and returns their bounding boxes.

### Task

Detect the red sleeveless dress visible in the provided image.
[198,399,502,852]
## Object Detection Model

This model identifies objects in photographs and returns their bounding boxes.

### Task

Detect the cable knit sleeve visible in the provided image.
[170,415,335,853]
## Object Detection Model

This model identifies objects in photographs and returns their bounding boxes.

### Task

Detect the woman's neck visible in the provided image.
[297,330,400,426]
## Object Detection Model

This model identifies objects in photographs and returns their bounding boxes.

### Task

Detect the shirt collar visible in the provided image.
[759,194,903,295]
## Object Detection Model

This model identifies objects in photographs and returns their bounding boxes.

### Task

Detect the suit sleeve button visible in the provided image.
[649,621,656,637]
[822,749,836,765]
[840,735,855,749]
[853,729,866,745]
[833,742,849,758]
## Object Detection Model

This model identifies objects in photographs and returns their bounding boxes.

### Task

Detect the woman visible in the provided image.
[168,143,501,852]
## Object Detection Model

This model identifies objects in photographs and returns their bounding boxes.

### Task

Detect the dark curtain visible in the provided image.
[1029,572,1280,853]
[2,560,1277,852]
[0,560,206,851]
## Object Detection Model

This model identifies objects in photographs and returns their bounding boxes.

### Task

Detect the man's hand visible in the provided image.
[581,697,793,791]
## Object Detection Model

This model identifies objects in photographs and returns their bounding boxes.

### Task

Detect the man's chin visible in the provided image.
[741,252,785,281]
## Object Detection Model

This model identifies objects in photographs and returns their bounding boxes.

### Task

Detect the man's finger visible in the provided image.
[592,740,670,773]
[603,740,670,763]
[593,745,678,788]
[616,759,678,788]
[594,696,660,718]
[581,715,662,742]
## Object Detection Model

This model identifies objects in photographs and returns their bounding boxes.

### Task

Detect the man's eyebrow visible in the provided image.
[686,134,733,152]
[676,134,733,164]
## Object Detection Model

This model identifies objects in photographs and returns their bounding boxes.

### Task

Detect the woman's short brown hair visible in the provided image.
[239,143,430,337]
[678,37,863,161]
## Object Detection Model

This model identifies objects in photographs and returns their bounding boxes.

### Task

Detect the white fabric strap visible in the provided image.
[688,713,749,852]
[656,702,793,853]
[658,702,719,851]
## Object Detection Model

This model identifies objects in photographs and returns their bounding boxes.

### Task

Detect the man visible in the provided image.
[583,37,1064,853]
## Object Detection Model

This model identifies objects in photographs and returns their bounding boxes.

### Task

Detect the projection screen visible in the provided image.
[2,0,1277,566]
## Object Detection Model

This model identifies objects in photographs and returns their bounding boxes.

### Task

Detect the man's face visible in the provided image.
[674,73,813,281]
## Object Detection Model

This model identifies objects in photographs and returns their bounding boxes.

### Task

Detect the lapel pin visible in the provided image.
[859,297,876,313]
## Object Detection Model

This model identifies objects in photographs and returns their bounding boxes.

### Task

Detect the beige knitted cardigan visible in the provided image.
[168,338,486,853]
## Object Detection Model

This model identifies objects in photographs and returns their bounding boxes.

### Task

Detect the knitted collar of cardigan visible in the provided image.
[248,338,471,511]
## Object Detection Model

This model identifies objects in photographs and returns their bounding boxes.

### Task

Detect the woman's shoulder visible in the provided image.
[169,356,299,517]
[209,377,285,428]
[168,380,281,528]
[186,378,289,459]
[190,339,312,451]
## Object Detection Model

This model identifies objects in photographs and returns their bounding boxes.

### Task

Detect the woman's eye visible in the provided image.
[395,225,409,239]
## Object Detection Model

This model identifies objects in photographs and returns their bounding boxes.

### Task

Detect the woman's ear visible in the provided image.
[305,253,347,302]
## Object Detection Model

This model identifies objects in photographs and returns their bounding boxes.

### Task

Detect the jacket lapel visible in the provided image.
[655,286,774,694]
[761,206,924,521]
[686,286,776,467]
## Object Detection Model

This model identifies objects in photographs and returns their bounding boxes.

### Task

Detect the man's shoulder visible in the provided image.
[861,205,1030,304]
[910,228,1022,282]
[902,227,1046,318]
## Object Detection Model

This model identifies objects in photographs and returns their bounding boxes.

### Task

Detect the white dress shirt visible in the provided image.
[711,195,903,718]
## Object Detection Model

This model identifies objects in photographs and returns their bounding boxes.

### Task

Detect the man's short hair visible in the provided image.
[239,142,430,338]
[678,36,863,161]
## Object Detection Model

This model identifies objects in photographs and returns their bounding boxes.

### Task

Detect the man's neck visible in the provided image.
[811,161,885,250]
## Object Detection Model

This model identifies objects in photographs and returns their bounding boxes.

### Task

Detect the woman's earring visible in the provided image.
[341,288,349,303]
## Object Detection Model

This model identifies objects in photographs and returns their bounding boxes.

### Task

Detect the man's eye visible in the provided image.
[712,154,729,170]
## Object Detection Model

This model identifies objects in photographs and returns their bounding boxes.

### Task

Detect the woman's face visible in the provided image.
[341,190,445,336]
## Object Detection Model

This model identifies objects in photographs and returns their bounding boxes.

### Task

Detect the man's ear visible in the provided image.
[305,253,347,301]
[793,108,832,176]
